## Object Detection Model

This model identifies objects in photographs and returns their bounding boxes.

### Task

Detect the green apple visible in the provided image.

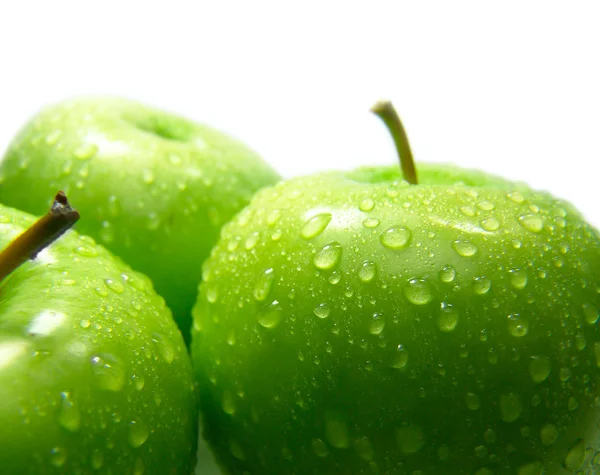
[0,97,280,343]
[191,102,600,474]
[0,192,197,474]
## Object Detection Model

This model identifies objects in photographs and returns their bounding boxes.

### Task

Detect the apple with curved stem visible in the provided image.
[0,192,197,474]
[0,97,281,343]
[191,102,600,474]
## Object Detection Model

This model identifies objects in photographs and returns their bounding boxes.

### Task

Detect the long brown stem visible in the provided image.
[0,191,80,283]
[371,100,418,185]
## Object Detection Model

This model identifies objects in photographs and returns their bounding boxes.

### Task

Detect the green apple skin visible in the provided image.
[191,164,600,474]
[0,205,197,474]
[0,97,280,343]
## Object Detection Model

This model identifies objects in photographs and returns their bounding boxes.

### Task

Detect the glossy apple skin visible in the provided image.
[0,205,197,474]
[191,164,600,474]
[0,97,280,343]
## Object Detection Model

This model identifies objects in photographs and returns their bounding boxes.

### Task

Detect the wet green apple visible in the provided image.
[191,103,600,474]
[0,193,197,474]
[0,97,280,343]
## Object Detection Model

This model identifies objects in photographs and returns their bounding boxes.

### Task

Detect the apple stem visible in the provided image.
[371,100,418,184]
[0,191,80,284]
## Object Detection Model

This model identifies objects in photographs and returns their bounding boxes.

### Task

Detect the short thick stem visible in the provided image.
[371,100,418,185]
[0,191,80,284]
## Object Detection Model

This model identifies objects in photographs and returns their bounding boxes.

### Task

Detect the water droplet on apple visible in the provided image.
[314,303,331,319]
[359,198,375,212]
[311,438,330,457]
[391,344,409,368]
[244,232,260,250]
[91,449,104,469]
[540,423,558,445]
[133,458,145,475]
[506,191,525,203]
[518,214,544,233]
[253,268,275,302]
[439,265,456,283]
[563,438,586,470]
[74,142,98,160]
[483,429,496,444]
[499,392,522,422]
[353,436,374,461]
[104,278,124,294]
[465,392,480,410]
[460,205,475,217]
[404,278,433,305]
[257,300,283,328]
[58,391,80,432]
[152,332,175,363]
[509,269,528,289]
[481,217,500,231]
[91,353,125,391]
[79,319,91,329]
[528,355,551,383]
[325,412,350,448]
[222,390,236,415]
[229,439,245,460]
[379,226,412,250]
[396,425,425,454]
[45,130,63,145]
[74,245,98,257]
[583,303,599,324]
[328,271,341,285]
[128,420,149,448]
[517,460,544,475]
[362,217,379,228]
[358,261,377,283]
[50,446,67,467]
[301,213,332,239]
[507,314,529,337]
[369,313,385,335]
[99,221,115,244]
[477,200,495,211]
[559,367,572,382]
[313,242,342,270]
[267,209,282,226]
[568,397,578,411]
[472,277,491,295]
[452,240,478,257]
[437,303,459,332]
[142,168,155,184]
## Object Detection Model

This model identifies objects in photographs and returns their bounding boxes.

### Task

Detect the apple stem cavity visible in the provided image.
[0,191,80,283]
[371,100,418,185]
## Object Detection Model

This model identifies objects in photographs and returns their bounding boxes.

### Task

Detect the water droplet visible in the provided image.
[362,217,380,228]
[473,277,491,295]
[559,367,571,382]
[499,392,522,422]
[99,221,115,244]
[380,226,412,250]
[353,436,374,461]
[452,240,478,257]
[267,209,282,226]
[583,303,599,325]
[311,438,330,457]
[80,319,91,329]
[325,412,350,448]
[529,355,551,383]
[518,214,544,233]
[253,268,275,302]
[404,278,433,305]
[50,447,67,467]
[484,429,496,444]
[244,232,260,250]
[74,142,98,160]
[481,218,500,231]
[91,354,125,391]
[314,303,331,319]
[45,130,63,145]
[460,205,475,217]
[477,200,495,211]
[258,300,283,328]
[142,168,155,184]
[506,191,525,204]
[128,420,149,448]
[439,265,456,283]
[91,449,104,469]
[509,269,528,290]
[391,344,409,369]
[152,333,175,363]
[74,245,98,258]
[369,313,385,335]
[517,460,544,475]
[228,439,245,460]
[222,390,236,415]
[104,278,124,294]
[58,391,80,432]
[564,438,586,470]
[438,303,459,332]
[359,198,375,211]
[301,213,332,239]
[568,397,578,411]
[396,425,425,454]
[328,271,341,285]
[358,261,377,283]
[540,423,558,445]
[507,314,529,337]
[465,392,480,410]
[313,242,342,270]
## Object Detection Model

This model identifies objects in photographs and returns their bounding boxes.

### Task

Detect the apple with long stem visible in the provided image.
[191,102,600,474]
[0,97,281,343]
[0,193,197,474]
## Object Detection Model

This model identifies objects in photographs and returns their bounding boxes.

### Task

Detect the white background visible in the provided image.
[0,2,599,473]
